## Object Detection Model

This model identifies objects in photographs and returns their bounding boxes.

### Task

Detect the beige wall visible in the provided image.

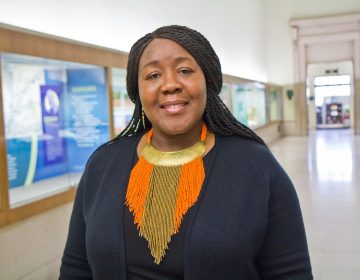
[0,203,72,280]
[255,121,283,145]
[282,86,296,121]
[0,0,268,82]
[265,0,360,85]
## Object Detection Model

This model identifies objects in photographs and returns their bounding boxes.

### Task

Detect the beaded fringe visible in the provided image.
[125,145,205,264]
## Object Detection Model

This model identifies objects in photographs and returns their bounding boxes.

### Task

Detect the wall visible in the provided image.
[0,0,267,82]
[255,121,283,144]
[265,0,360,85]
[264,0,360,135]
[0,203,72,280]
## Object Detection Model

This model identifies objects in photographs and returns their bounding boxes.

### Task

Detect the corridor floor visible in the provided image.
[270,129,360,280]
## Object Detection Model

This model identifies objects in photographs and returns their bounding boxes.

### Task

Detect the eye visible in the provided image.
[179,68,193,75]
[146,72,160,80]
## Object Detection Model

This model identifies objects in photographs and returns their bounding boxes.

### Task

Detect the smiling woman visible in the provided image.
[138,38,207,150]
[59,25,313,280]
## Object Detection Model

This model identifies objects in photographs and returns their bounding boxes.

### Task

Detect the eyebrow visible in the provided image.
[141,56,193,69]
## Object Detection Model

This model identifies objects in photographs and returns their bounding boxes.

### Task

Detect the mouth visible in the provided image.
[160,101,188,114]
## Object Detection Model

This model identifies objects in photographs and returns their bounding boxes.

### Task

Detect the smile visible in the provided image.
[160,101,188,114]
[164,104,184,109]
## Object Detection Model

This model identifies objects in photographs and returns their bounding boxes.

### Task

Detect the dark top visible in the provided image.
[125,146,216,280]
[59,134,313,280]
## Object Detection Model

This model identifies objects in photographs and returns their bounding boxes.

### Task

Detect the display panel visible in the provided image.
[111,68,134,135]
[1,53,110,207]
[231,83,266,128]
[268,88,282,121]
[219,83,233,112]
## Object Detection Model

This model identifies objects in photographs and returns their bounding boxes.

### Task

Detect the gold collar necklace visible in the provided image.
[125,123,207,264]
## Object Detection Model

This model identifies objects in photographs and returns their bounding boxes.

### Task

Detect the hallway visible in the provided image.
[270,129,360,279]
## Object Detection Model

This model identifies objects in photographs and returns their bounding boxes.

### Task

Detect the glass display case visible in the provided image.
[111,68,134,135]
[268,87,282,122]
[219,82,233,112]
[0,26,128,228]
[1,53,110,208]
[231,82,266,128]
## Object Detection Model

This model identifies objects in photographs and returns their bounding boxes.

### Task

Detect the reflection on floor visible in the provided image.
[317,123,351,130]
[270,129,360,280]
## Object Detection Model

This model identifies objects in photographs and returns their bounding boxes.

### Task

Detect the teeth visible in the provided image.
[165,104,184,109]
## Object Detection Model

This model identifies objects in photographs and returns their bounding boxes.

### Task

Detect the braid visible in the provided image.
[114,25,265,146]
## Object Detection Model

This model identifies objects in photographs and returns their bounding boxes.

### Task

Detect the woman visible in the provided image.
[60,25,313,279]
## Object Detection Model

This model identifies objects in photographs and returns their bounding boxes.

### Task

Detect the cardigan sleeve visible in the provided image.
[59,166,93,280]
[257,154,313,279]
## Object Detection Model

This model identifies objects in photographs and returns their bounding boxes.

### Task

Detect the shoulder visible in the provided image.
[215,134,289,183]
[215,134,273,165]
[77,134,142,199]
[86,134,142,170]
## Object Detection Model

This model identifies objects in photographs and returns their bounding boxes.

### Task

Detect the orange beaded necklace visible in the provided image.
[125,123,207,264]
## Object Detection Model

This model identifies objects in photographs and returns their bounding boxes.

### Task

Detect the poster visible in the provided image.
[40,85,66,165]
[2,56,109,188]
[65,68,110,172]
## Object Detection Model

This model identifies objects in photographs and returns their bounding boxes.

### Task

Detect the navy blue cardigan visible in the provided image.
[60,134,313,279]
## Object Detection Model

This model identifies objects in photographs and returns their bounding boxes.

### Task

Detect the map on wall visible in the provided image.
[2,63,44,138]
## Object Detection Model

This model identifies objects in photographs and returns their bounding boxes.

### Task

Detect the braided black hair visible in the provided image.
[115,25,265,146]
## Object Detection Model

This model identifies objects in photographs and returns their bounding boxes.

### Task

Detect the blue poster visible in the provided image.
[40,85,65,165]
[6,67,109,188]
[6,139,31,188]
[65,68,110,172]
[7,84,68,188]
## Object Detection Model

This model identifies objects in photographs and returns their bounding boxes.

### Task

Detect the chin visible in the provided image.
[160,119,202,136]
[164,126,188,136]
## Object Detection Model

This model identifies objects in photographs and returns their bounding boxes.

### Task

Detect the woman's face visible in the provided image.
[138,38,207,138]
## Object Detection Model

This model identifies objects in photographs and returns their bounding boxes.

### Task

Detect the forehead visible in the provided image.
[139,38,196,67]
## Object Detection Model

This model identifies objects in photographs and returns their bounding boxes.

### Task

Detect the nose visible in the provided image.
[160,72,182,94]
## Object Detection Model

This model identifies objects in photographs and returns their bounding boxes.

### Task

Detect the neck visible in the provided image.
[150,123,203,152]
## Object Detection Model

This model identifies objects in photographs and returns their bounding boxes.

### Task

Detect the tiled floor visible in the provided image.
[270,129,360,280]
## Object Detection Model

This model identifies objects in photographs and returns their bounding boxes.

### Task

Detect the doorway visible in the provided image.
[307,61,354,131]
[291,13,360,135]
